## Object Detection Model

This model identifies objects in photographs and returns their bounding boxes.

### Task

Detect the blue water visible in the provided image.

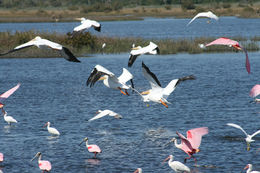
[0,17,260,39]
[0,52,259,173]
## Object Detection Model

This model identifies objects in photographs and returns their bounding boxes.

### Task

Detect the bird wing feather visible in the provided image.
[86,65,114,87]
[142,62,161,88]
[176,131,193,152]
[118,68,133,84]
[227,123,248,137]
[251,130,260,138]
[88,110,111,121]
[186,127,208,149]
[0,83,20,103]
[61,47,80,62]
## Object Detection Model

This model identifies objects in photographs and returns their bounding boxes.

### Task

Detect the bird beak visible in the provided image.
[133,169,139,173]
[132,47,140,50]
[0,103,4,109]
[247,143,250,151]
[43,123,48,128]
[244,165,249,170]
[141,90,150,95]
[163,156,170,163]
[232,44,242,50]
[98,76,106,81]
[79,140,84,146]
[31,154,38,161]
[75,18,82,21]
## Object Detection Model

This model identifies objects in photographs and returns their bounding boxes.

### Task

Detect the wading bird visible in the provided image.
[244,164,260,173]
[0,153,3,162]
[227,123,260,151]
[140,62,195,108]
[79,137,101,158]
[187,11,219,26]
[128,42,159,67]
[86,65,134,96]
[43,122,60,136]
[0,36,80,63]
[31,152,52,173]
[0,83,20,109]
[88,109,122,121]
[169,127,209,163]
[134,168,142,173]
[163,155,190,173]
[249,84,260,102]
[2,109,17,125]
[74,17,101,33]
[204,37,250,74]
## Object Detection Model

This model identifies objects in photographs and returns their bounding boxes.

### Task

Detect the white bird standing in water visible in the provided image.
[44,122,60,136]
[88,109,122,121]
[2,109,17,125]
[163,155,190,173]
[244,164,260,173]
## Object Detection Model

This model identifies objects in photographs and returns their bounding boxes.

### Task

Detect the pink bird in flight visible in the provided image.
[31,152,52,173]
[205,37,250,74]
[0,152,3,162]
[79,137,102,158]
[249,84,260,102]
[0,83,20,108]
[169,127,209,163]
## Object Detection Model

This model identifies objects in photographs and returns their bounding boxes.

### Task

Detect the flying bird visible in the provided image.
[43,122,60,136]
[86,65,134,96]
[79,137,102,158]
[2,109,17,125]
[227,123,260,151]
[163,155,190,173]
[88,109,122,121]
[169,127,209,163]
[249,84,260,102]
[244,164,260,173]
[205,37,250,74]
[187,11,219,26]
[0,83,20,109]
[74,17,101,33]
[134,168,142,173]
[31,152,52,173]
[0,36,80,62]
[0,153,3,162]
[140,62,195,108]
[128,42,159,67]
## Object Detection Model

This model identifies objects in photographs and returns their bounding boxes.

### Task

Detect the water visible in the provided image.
[0,17,260,39]
[0,52,259,173]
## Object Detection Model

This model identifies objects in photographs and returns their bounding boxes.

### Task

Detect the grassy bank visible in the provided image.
[0,31,259,58]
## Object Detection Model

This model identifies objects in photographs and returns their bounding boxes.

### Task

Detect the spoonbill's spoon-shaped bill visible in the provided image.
[163,155,190,173]
[227,123,260,151]
[140,61,195,108]
[31,152,52,172]
[0,36,80,63]
[128,42,159,67]
[0,83,20,107]
[86,64,134,96]
[0,153,3,162]
[79,137,102,158]
[2,110,17,125]
[44,122,60,136]
[170,127,209,163]
[88,109,122,121]
[187,11,219,26]
[244,164,260,173]
[134,168,142,173]
[74,17,101,32]
[249,84,260,98]
[205,37,250,74]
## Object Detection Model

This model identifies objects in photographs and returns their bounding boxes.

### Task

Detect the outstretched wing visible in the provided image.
[176,131,193,152]
[187,11,218,26]
[251,130,260,138]
[186,127,208,149]
[0,83,21,103]
[142,62,161,88]
[118,68,133,84]
[61,47,81,62]
[86,65,114,87]
[205,37,240,47]
[88,110,111,121]
[249,84,260,98]
[0,40,35,56]
[227,123,248,137]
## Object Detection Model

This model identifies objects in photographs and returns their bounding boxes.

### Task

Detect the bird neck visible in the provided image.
[38,155,42,163]
[247,165,252,173]
[85,141,89,147]
[174,139,182,149]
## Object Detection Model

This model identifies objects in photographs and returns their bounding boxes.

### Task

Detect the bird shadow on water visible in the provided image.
[46,136,60,144]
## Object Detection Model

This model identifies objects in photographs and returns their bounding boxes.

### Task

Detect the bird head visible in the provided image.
[79,137,88,146]
[31,152,41,161]
[114,114,123,119]
[43,122,50,128]
[33,36,41,41]
[0,103,4,109]
[75,17,86,21]
[134,168,142,173]
[244,164,252,170]
[163,155,173,163]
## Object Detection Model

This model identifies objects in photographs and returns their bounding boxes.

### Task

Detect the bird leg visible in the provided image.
[160,99,168,108]
[125,89,130,96]
[184,154,192,163]
[94,152,97,158]
[118,87,128,96]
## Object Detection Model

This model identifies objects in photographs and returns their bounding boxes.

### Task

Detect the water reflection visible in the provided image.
[85,158,101,165]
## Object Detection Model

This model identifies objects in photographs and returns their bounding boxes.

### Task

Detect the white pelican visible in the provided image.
[31,152,52,173]
[140,62,195,108]
[134,168,142,173]
[187,11,219,26]
[44,122,60,136]
[2,109,17,125]
[88,109,122,121]
[74,17,101,33]
[128,42,159,67]
[163,155,190,173]
[227,123,260,151]
[86,65,134,96]
[0,36,80,62]
[0,83,20,108]
[244,164,260,173]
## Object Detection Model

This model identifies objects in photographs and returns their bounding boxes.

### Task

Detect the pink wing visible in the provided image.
[88,145,101,153]
[0,83,20,103]
[0,153,3,162]
[205,37,240,47]
[186,127,208,149]
[249,84,260,98]
[176,131,193,154]
[39,160,52,171]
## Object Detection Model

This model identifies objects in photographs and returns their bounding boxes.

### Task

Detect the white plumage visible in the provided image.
[74,17,101,32]
[164,155,190,173]
[187,11,219,26]
[44,122,60,136]
[2,110,17,125]
[88,109,122,121]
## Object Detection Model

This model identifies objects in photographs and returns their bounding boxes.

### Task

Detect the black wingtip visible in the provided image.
[94,25,101,32]
[155,47,160,54]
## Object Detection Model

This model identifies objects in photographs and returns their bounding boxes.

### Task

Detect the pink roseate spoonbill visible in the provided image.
[227,123,260,151]
[2,109,17,125]
[0,83,20,109]
[79,137,102,158]
[250,84,260,102]
[88,109,122,121]
[31,152,52,173]
[187,11,219,26]
[0,153,3,162]
[244,164,260,173]
[140,62,195,108]
[128,42,159,67]
[86,65,135,96]
[163,155,190,173]
[74,17,101,33]
[204,37,250,74]
[169,127,209,163]
[43,122,60,136]
[134,168,142,173]
[0,36,80,63]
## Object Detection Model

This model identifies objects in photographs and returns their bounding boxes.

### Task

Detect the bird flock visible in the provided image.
[0,11,259,173]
